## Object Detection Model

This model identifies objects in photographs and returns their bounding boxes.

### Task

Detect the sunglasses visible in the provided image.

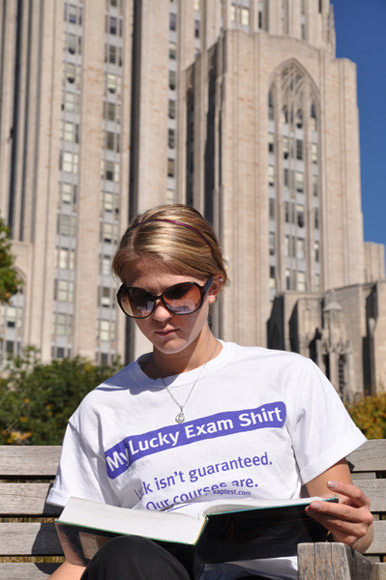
[117,276,213,319]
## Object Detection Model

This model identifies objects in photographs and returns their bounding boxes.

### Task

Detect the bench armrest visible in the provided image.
[298,542,378,580]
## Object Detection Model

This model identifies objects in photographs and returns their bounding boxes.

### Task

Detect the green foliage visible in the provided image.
[0,347,122,445]
[0,218,22,303]
[346,392,386,439]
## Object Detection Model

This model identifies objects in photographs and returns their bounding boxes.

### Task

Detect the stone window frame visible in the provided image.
[268,59,322,293]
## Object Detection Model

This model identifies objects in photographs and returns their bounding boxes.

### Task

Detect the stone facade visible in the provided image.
[365,242,386,283]
[0,0,384,378]
[268,280,386,400]
[0,0,131,363]
[183,25,365,347]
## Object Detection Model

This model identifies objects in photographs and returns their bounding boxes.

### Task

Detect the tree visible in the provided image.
[0,218,22,303]
[0,348,122,444]
[346,392,386,439]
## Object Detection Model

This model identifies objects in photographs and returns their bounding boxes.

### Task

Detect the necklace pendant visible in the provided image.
[175,410,185,423]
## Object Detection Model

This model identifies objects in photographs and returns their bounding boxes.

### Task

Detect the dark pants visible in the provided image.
[80,536,270,579]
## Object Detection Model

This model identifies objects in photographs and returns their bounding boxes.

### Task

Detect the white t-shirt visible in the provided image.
[48,342,366,579]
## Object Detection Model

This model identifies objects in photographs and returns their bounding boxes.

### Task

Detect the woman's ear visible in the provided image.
[208,275,224,304]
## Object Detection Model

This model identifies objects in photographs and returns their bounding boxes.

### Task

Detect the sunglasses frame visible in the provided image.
[117,276,213,319]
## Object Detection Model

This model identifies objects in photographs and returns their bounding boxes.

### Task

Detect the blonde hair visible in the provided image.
[112,204,227,284]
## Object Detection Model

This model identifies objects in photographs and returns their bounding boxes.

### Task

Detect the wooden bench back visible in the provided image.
[0,446,62,579]
[348,439,386,579]
[1,441,385,579]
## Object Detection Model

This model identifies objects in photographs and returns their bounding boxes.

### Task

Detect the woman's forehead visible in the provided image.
[125,257,177,278]
[122,258,203,287]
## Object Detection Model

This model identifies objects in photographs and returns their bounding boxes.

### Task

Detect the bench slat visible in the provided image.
[0,440,383,476]
[375,563,386,580]
[0,519,383,557]
[365,520,386,556]
[2,480,383,517]
[347,440,386,473]
[0,523,63,556]
[0,447,61,477]
[0,563,61,579]
[0,483,59,516]
[351,479,386,513]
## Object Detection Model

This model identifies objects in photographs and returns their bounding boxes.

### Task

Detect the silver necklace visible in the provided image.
[158,340,219,424]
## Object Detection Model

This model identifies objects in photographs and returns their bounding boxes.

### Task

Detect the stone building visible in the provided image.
[0,0,384,397]
[267,275,386,401]
[182,7,366,348]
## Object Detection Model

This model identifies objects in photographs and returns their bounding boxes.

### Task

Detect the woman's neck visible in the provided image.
[143,331,220,379]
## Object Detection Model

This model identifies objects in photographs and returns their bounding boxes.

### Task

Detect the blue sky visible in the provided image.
[332,0,386,250]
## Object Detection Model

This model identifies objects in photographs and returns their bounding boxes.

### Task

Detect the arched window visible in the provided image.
[310,101,317,131]
[268,91,274,120]
[296,109,303,129]
[267,61,321,295]
[282,105,288,125]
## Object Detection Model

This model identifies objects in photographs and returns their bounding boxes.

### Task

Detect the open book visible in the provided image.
[55,496,337,577]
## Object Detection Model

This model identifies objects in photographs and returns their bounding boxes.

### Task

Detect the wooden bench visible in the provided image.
[298,439,386,580]
[1,440,385,579]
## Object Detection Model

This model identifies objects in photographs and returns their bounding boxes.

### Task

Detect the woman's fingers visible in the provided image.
[305,480,373,546]
[326,480,371,507]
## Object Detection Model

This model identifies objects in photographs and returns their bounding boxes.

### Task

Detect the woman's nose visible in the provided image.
[152,299,173,320]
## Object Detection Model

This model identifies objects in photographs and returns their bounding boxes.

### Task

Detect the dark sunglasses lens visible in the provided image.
[163,283,202,314]
[120,288,155,318]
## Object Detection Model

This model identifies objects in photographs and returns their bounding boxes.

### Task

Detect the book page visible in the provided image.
[167,495,334,518]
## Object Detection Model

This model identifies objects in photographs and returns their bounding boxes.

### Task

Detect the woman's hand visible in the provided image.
[305,461,373,553]
[305,480,373,551]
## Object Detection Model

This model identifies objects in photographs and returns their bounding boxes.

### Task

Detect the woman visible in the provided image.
[48,204,373,580]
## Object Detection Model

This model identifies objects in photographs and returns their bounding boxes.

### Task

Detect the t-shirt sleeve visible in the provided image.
[47,417,119,508]
[289,358,366,485]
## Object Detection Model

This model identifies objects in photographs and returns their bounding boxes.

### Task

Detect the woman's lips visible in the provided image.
[154,328,177,336]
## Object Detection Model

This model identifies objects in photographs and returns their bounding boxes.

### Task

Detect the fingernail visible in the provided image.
[310,502,322,511]
[327,481,338,490]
